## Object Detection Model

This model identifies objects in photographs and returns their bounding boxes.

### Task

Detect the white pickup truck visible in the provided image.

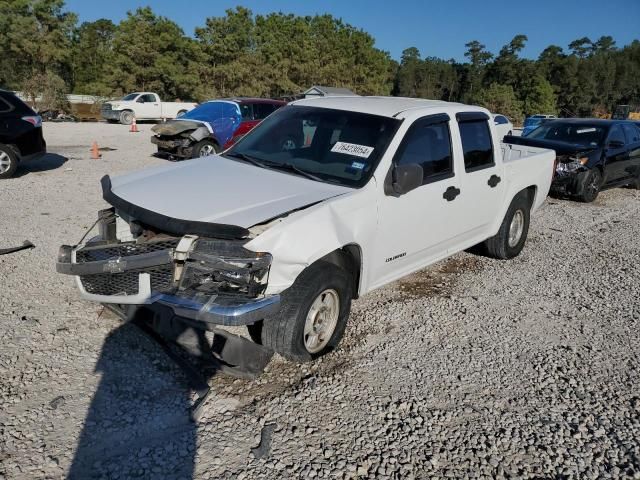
[101,92,197,125]
[58,97,554,364]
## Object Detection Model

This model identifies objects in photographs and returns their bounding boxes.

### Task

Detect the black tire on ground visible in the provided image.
[0,144,19,179]
[629,171,640,189]
[483,191,531,260]
[119,110,134,125]
[576,168,602,203]
[192,140,220,158]
[261,260,353,362]
[106,119,118,124]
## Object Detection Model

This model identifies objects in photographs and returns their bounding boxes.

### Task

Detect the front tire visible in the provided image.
[119,110,134,125]
[261,260,353,362]
[0,144,18,179]
[576,168,602,203]
[192,140,219,158]
[484,192,531,260]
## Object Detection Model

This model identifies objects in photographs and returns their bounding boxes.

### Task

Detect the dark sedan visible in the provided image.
[0,89,47,179]
[506,119,640,202]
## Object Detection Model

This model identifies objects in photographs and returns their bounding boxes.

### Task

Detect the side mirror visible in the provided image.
[387,164,423,196]
[608,140,624,149]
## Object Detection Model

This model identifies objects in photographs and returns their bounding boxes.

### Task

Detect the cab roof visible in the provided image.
[290,95,484,118]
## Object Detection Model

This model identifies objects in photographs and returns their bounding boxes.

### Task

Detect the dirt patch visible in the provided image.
[395,255,483,300]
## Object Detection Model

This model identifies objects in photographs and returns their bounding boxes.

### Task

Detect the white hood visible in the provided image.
[109,155,352,228]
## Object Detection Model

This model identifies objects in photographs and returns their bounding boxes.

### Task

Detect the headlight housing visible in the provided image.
[556,155,589,174]
[178,239,272,298]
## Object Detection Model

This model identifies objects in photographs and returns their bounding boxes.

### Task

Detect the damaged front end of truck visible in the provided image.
[56,175,282,381]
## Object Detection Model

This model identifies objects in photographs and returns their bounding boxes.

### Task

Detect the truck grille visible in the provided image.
[81,265,174,296]
[76,239,180,296]
[76,239,180,263]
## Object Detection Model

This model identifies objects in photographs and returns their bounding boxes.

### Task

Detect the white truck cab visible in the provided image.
[101,92,197,125]
[58,97,554,363]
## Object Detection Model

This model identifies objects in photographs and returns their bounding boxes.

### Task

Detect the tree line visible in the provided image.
[1,0,639,122]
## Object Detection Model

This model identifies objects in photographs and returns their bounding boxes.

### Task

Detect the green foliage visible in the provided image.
[475,83,523,124]
[0,3,638,119]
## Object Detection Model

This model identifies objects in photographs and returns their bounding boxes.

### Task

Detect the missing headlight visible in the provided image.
[179,238,272,298]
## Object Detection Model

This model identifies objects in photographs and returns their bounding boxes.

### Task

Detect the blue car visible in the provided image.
[522,115,557,137]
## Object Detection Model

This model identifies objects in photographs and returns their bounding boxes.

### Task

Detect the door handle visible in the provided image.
[488,175,501,187]
[443,186,461,201]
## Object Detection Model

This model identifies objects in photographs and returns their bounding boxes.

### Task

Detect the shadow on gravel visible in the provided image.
[14,153,68,177]
[68,320,200,479]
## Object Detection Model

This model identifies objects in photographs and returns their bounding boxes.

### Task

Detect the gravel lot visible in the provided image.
[1,122,639,479]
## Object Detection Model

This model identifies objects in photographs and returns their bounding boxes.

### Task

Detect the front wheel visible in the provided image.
[576,168,602,203]
[192,140,219,158]
[261,260,353,362]
[484,192,531,260]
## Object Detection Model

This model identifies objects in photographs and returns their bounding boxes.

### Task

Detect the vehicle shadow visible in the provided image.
[68,317,205,479]
[14,153,67,177]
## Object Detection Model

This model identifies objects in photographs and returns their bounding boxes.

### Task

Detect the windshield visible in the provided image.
[526,122,607,146]
[122,93,139,101]
[226,105,401,187]
[524,118,542,128]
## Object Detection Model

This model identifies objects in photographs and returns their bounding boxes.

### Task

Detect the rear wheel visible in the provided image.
[484,192,531,260]
[119,110,134,125]
[0,144,18,179]
[261,260,352,362]
[192,140,219,158]
[576,168,602,203]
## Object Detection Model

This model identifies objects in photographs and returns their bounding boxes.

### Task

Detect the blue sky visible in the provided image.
[64,0,640,62]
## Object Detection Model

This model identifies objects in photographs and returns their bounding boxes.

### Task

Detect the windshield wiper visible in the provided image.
[223,152,266,169]
[261,161,323,182]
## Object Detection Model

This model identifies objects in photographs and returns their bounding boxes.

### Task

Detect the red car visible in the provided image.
[151,98,287,159]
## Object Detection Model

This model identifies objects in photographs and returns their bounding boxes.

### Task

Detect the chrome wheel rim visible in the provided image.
[199,144,216,157]
[304,289,340,354]
[0,151,11,174]
[508,210,525,248]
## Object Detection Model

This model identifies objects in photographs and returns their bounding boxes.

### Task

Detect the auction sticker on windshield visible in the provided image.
[331,141,374,158]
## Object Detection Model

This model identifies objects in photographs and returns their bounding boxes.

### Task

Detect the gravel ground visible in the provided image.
[1,122,639,479]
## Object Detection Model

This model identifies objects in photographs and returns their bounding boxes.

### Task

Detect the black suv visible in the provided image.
[0,89,47,179]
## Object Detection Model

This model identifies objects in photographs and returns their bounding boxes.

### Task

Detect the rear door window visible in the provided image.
[253,103,278,120]
[457,114,494,171]
[394,115,453,184]
[608,125,626,145]
[622,124,640,144]
[0,96,13,113]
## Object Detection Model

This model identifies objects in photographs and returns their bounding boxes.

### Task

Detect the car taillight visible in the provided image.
[22,115,42,127]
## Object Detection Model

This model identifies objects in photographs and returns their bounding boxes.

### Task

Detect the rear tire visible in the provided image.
[576,168,602,203]
[119,110,134,125]
[0,144,18,179]
[484,192,531,260]
[261,260,352,362]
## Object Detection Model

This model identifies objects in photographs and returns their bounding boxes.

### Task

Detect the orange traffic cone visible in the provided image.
[130,117,139,133]
[90,141,101,159]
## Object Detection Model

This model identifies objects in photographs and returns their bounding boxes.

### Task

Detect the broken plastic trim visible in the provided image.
[101,175,250,240]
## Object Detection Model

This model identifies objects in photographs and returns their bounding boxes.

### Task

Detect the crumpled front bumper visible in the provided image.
[56,243,280,327]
